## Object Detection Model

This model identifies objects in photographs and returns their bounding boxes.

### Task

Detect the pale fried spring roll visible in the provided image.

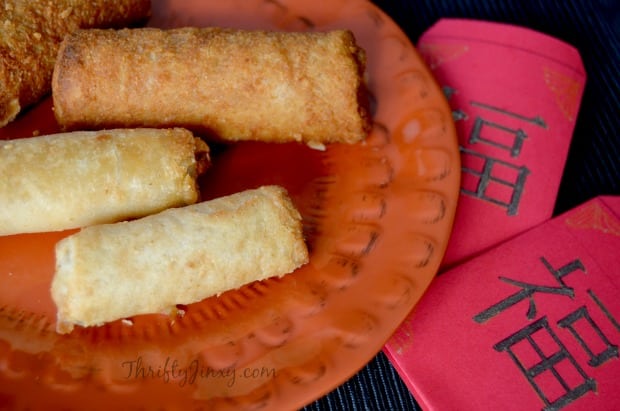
[51,185,309,334]
[0,0,151,127]
[0,128,210,236]
[52,27,372,144]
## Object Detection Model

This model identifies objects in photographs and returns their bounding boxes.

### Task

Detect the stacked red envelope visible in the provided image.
[415,18,587,269]
[381,19,619,411]
[385,195,620,410]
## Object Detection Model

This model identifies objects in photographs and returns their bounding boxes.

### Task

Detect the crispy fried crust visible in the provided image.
[0,128,209,235]
[52,185,309,334]
[53,27,371,144]
[0,0,151,127]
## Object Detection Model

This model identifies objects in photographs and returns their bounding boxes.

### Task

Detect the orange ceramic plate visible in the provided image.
[0,0,460,409]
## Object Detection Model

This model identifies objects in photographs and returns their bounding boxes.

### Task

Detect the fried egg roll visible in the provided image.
[0,0,151,127]
[52,185,309,334]
[0,128,209,236]
[53,27,371,144]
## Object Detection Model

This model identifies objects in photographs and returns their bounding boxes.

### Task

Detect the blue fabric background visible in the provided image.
[304,1,620,409]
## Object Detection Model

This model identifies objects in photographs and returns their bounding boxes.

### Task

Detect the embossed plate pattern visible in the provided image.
[0,0,460,409]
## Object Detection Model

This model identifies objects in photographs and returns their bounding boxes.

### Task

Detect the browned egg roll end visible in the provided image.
[0,0,152,127]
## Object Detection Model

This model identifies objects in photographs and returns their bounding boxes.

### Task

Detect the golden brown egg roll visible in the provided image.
[0,128,209,236]
[51,185,309,334]
[52,27,371,144]
[0,0,151,127]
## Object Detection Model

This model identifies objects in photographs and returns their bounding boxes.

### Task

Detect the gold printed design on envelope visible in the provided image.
[565,202,620,236]
[417,42,469,70]
[543,66,583,122]
[388,309,417,356]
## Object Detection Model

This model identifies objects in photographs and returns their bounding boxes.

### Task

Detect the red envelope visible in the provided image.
[384,196,620,411]
[416,18,587,268]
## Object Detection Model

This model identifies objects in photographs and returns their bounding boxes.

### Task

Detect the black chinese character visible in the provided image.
[558,306,619,367]
[494,317,596,411]
[467,101,546,157]
[470,101,547,128]
[587,289,620,333]
[469,117,528,157]
[474,258,585,323]
[442,85,457,100]
[460,147,529,216]
[452,109,468,121]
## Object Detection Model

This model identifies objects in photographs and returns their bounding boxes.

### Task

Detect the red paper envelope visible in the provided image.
[384,196,620,411]
[416,18,587,268]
